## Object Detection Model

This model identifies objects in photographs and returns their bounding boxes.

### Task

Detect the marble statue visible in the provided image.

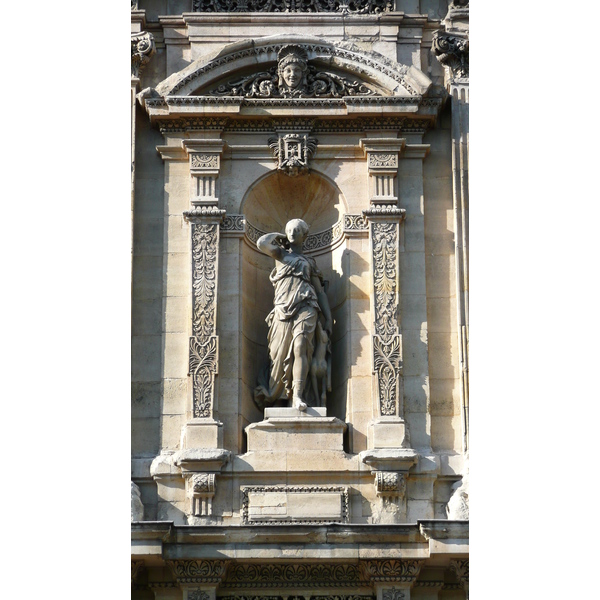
[254,219,333,411]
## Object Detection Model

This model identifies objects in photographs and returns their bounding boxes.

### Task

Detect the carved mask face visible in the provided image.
[282,64,303,89]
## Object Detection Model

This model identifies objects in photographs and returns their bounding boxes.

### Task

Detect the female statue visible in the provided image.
[254,219,333,411]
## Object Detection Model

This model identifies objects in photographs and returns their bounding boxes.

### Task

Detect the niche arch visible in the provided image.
[239,170,351,431]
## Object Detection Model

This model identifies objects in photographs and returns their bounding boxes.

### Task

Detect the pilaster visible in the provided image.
[433,1,469,454]
[450,559,469,599]
[167,560,230,600]
[361,559,424,600]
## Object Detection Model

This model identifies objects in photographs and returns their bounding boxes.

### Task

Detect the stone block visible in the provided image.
[217,294,240,333]
[246,417,346,453]
[132,381,161,418]
[155,476,185,503]
[403,375,429,413]
[132,417,160,456]
[431,415,463,452]
[183,419,223,450]
[265,406,327,418]
[405,411,431,452]
[426,296,457,333]
[403,215,425,252]
[164,252,191,298]
[134,217,164,257]
[161,414,185,451]
[370,418,409,449]
[425,254,457,298]
[429,378,460,417]
[246,488,345,522]
[401,328,430,378]
[399,252,427,295]
[163,378,188,415]
[407,476,435,501]
[163,333,189,379]
[164,295,189,334]
[132,335,162,382]
[133,178,165,218]
[132,255,163,301]
[166,215,189,254]
[407,499,434,522]
[132,298,162,336]
[156,500,187,525]
[427,332,460,380]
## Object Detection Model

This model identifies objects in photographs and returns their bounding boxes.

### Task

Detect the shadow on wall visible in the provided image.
[132,100,166,462]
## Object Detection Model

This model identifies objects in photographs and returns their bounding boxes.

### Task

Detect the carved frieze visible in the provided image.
[210,44,377,99]
[360,560,423,583]
[222,563,365,588]
[131,31,155,78]
[344,214,369,232]
[168,560,230,584]
[193,0,393,15]
[221,214,246,233]
[188,591,210,600]
[269,132,318,176]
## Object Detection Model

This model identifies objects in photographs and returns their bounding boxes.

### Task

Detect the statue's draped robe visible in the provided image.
[254,252,323,408]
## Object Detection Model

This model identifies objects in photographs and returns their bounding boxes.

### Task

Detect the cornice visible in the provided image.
[182,12,406,25]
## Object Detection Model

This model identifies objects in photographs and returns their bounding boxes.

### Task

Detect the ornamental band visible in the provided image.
[254,219,332,411]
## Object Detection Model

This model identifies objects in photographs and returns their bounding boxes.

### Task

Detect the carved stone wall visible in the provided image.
[132,2,467,597]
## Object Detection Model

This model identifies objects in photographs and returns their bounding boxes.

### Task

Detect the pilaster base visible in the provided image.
[368,416,410,449]
[182,418,223,450]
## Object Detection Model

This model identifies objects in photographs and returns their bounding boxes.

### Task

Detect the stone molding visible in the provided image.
[158,37,426,98]
[240,485,349,525]
[168,560,231,585]
[222,562,366,588]
[360,560,423,584]
[359,449,418,472]
[131,31,155,78]
[154,116,435,135]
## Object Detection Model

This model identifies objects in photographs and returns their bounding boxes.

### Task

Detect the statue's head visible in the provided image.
[285,218,310,245]
[277,45,308,92]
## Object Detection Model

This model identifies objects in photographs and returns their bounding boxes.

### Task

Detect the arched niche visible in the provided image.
[240,170,350,433]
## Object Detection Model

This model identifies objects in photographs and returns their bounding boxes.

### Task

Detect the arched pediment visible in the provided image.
[141,35,437,120]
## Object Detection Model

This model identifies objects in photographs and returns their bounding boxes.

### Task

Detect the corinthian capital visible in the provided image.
[432,30,469,79]
[131,31,155,78]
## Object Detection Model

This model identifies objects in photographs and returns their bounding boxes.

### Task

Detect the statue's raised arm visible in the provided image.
[254,219,332,413]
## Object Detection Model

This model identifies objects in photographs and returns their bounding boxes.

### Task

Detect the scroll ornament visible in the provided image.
[131,31,155,78]
[210,44,377,99]
[371,222,401,416]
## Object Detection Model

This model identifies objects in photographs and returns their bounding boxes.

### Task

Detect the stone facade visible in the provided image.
[132,1,469,598]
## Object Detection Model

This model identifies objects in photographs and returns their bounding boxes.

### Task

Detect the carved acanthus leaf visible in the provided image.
[131,31,155,78]
[432,30,469,79]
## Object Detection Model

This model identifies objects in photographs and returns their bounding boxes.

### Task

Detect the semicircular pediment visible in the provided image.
[154,34,432,100]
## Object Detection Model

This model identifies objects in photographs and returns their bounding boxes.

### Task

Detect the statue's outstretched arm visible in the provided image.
[257,232,286,261]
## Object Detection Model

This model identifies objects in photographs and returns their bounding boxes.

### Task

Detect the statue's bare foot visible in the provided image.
[292,397,307,411]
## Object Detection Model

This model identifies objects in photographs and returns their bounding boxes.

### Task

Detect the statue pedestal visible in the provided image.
[246,409,347,453]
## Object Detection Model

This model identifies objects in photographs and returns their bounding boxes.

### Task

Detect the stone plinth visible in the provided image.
[246,414,347,453]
